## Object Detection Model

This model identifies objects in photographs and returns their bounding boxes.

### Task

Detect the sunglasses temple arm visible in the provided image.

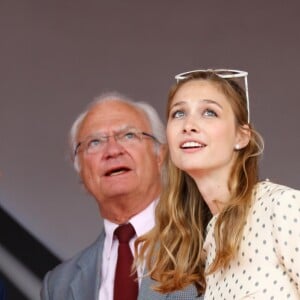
[245,76,250,122]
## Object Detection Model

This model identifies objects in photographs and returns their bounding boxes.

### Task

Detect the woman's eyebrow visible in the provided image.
[170,98,223,110]
[200,99,223,109]
[169,101,185,110]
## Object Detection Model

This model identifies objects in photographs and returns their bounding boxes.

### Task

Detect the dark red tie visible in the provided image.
[113,223,138,300]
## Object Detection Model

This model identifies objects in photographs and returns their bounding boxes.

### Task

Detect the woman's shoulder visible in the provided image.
[254,180,300,209]
[255,180,299,196]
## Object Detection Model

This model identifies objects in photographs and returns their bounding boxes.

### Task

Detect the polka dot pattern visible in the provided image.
[203,181,300,299]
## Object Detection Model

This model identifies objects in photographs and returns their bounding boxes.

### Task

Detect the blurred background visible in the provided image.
[1,1,299,298]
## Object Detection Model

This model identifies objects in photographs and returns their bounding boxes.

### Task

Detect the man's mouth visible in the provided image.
[180,141,206,149]
[105,167,130,176]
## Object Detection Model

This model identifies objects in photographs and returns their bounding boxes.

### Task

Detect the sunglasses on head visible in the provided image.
[175,69,250,122]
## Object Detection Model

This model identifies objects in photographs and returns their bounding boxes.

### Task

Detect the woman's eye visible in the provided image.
[203,109,217,117]
[172,110,185,119]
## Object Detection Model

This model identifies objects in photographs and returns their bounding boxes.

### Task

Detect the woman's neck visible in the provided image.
[192,170,231,215]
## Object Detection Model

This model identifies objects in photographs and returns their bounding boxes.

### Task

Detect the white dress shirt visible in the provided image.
[98,199,157,300]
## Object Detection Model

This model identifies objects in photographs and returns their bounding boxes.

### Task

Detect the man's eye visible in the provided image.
[87,139,101,148]
[172,110,185,119]
[203,109,217,117]
[123,131,138,140]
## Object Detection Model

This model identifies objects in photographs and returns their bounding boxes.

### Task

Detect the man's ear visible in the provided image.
[235,124,251,150]
[157,144,167,169]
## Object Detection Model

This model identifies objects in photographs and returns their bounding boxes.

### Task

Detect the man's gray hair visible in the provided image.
[70,91,166,172]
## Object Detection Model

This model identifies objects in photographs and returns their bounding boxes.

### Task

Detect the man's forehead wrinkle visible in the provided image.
[78,104,150,141]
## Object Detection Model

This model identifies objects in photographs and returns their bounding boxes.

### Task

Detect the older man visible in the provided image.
[41,92,200,300]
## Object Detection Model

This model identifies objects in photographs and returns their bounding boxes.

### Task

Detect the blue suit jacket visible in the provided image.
[41,232,202,300]
[0,279,6,300]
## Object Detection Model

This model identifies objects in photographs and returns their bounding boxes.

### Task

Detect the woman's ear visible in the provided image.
[235,124,251,150]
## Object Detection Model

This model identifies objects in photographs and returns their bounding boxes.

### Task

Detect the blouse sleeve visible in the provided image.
[270,185,300,293]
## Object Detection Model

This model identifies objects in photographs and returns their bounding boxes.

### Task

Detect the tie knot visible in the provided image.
[114,223,136,243]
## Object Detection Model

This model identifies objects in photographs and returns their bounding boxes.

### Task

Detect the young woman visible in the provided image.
[137,70,300,299]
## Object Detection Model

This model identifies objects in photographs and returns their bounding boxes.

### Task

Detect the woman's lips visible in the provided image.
[180,141,206,149]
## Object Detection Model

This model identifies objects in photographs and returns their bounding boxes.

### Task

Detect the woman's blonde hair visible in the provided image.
[136,71,264,295]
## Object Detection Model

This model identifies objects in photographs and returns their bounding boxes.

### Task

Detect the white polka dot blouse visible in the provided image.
[203,181,300,299]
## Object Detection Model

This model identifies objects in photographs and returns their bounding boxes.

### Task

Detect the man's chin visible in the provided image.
[99,182,137,199]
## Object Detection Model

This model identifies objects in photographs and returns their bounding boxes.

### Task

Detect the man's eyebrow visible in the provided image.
[86,125,136,136]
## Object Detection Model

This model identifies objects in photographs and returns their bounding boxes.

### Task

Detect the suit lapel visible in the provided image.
[70,232,105,300]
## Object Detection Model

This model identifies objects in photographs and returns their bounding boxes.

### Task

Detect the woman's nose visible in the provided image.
[183,116,200,133]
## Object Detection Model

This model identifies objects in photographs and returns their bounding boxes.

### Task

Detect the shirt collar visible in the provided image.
[103,198,158,258]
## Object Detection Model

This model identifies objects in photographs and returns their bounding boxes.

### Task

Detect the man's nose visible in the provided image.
[102,137,125,158]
